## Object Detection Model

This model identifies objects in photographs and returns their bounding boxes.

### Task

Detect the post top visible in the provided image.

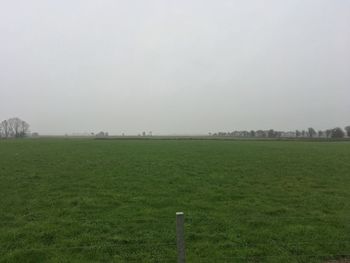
[176,212,184,215]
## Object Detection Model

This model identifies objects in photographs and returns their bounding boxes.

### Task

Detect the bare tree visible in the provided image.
[1,120,10,138]
[0,118,30,138]
[250,130,256,137]
[8,118,22,137]
[19,120,30,137]
[7,118,16,137]
[331,127,345,138]
[268,129,276,138]
[308,128,316,138]
[12,119,18,137]
[345,126,350,137]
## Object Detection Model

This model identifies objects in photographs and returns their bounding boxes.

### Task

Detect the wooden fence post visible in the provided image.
[176,212,186,263]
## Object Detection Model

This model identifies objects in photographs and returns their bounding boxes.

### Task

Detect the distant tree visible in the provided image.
[301,130,306,137]
[256,130,265,138]
[96,131,108,138]
[345,126,350,137]
[267,129,275,138]
[7,118,16,137]
[1,120,9,138]
[19,120,30,137]
[295,130,301,137]
[8,117,28,137]
[325,129,332,138]
[308,128,317,138]
[242,131,249,137]
[318,130,323,137]
[331,127,345,138]
[0,118,29,138]
[250,130,256,137]
[275,131,282,138]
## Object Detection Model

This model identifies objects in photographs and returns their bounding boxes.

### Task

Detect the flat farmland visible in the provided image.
[0,139,349,262]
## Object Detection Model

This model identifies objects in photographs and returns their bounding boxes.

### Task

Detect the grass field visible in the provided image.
[0,138,350,262]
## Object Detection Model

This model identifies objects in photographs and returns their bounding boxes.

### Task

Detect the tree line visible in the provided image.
[0,118,30,138]
[212,126,350,139]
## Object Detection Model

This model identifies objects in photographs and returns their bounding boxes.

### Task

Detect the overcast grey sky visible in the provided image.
[1,0,349,135]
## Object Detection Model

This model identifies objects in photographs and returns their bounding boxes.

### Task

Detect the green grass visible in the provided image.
[0,138,350,262]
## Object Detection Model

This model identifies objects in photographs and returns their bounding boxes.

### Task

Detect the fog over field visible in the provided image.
[1,0,349,135]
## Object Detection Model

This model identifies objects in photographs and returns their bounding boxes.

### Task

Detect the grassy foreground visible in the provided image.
[0,138,350,262]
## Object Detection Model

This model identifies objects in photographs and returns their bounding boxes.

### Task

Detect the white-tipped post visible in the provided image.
[176,212,185,263]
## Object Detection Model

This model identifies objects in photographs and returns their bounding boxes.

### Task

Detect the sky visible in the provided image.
[1,0,349,135]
